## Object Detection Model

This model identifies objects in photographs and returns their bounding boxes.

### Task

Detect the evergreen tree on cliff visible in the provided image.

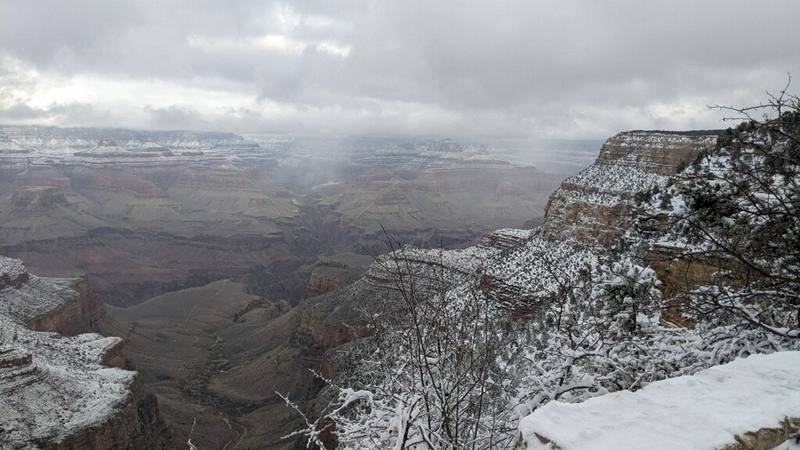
[660,79,800,340]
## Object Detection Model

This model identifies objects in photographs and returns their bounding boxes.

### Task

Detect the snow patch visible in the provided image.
[518,351,800,450]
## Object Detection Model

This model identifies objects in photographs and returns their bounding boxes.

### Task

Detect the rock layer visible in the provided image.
[0,255,172,449]
[542,131,718,246]
[0,126,567,307]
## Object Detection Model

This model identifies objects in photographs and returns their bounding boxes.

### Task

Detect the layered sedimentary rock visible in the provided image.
[0,256,172,449]
[0,258,28,289]
[0,125,296,306]
[646,245,724,328]
[0,258,103,335]
[541,131,718,246]
[319,227,587,377]
[306,268,349,298]
[333,131,722,329]
[105,228,540,449]
[0,126,568,307]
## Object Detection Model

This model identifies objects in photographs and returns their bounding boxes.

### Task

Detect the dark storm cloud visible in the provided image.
[0,0,798,137]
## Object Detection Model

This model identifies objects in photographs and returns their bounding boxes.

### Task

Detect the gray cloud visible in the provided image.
[0,100,110,126]
[0,0,798,138]
[0,102,50,120]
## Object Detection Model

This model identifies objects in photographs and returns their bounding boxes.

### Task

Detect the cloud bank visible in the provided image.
[1,0,798,138]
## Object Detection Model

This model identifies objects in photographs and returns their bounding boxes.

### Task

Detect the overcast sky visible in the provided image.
[1,0,798,138]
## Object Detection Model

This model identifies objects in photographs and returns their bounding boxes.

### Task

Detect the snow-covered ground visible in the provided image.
[0,256,136,448]
[0,273,80,323]
[518,351,800,450]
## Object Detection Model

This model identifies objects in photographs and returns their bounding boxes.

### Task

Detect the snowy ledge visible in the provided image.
[518,351,800,450]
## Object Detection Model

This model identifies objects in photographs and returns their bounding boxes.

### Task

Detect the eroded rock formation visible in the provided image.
[0,125,567,307]
[541,131,718,246]
[0,255,172,449]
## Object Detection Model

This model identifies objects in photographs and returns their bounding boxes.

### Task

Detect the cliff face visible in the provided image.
[541,131,718,246]
[54,378,171,450]
[308,129,724,391]
[540,131,730,327]
[0,255,172,449]
[646,245,723,328]
[330,131,720,327]
[24,279,107,335]
[593,131,718,175]
[305,266,356,299]
[0,257,107,336]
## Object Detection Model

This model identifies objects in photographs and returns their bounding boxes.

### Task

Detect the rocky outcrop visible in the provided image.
[54,378,171,450]
[304,264,354,299]
[304,257,373,299]
[306,269,347,298]
[593,130,718,175]
[0,258,28,289]
[0,256,172,449]
[647,245,723,327]
[0,256,106,336]
[722,417,800,450]
[305,316,371,352]
[542,131,718,247]
[25,278,107,335]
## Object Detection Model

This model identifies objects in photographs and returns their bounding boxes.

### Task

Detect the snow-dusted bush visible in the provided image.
[281,242,526,449]
[653,88,800,341]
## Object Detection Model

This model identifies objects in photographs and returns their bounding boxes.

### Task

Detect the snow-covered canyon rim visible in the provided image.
[518,351,800,450]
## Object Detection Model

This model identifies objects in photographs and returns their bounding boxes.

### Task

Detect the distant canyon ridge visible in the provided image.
[0,126,584,307]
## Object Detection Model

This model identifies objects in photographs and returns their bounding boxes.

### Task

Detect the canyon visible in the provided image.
[111,128,727,449]
[306,123,800,449]
[0,126,574,307]
[0,125,583,448]
[5,124,790,449]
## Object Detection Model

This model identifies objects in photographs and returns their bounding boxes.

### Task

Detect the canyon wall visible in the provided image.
[0,255,172,449]
[541,131,718,247]
[24,278,107,335]
[312,129,796,449]
[281,130,730,449]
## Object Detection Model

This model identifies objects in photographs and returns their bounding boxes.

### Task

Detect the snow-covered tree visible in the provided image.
[281,239,525,449]
[655,81,800,340]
